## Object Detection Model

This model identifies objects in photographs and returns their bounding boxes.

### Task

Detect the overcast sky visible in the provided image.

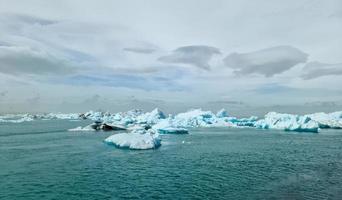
[0,0,341,114]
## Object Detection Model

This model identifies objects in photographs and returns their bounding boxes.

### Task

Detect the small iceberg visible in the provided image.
[153,119,189,134]
[68,121,126,132]
[104,129,161,150]
[68,126,95,131]
[255,112,319,133]
[157,127,188,134]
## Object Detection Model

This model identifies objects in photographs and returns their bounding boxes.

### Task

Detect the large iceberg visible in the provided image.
[171,109,234,127]
[104,129,161,150]
[307,111,342,129]
[254,112,319,133]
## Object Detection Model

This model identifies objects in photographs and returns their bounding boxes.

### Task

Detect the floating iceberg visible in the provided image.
[68,126,95,131]
[255,112,319,133]
[136,108,166,124]
[68,122,126,132]
[171,109,233,128]
[104,129,161,150]
[216,109,229,118]
[157,127,188,134]
[153,119,189,134]
[307,111,342,129]
[0,114,34,123]
[42,113,80,120]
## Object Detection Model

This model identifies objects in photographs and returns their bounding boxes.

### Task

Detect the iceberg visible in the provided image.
[104,129,161,150]
[0,114,34,123]
[254,112,319,133]
[68,122,126,132]
[136,108,166,124]
[68,126,95,131]
[307,111,342,129]
[172,109,227,127]
[43,113,80,120]
[216,109,229,118]
[152,119,189,134]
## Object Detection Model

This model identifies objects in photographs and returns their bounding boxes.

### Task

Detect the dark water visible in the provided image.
[1,120,342,200]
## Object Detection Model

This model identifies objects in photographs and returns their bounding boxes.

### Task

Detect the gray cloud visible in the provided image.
[0,46,77,76]
[83,94,101,104]
[158,45,221,70]
[223,46,308,77]
[0,90,8,97]
[123,47,156,54]
[4,13,58,26]
[301,62,342,79]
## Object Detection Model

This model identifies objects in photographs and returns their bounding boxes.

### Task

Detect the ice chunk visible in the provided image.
[216,109,229,118]
[43,113,80,120]
[307,111,342,129]
[0,115,34,123]
[255,112,319,133]
[136,108,166,124]
[68,122,126,132]
[68,126,95,131]
[104,129,161,150]
[157,127,188,134]
[228,116,258,127]
[153,119,189,134]
[173,109,218,127]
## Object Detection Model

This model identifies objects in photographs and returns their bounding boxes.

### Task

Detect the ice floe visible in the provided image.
[254,112,319,133]
[307,111,342,129]
[104,129,161,150]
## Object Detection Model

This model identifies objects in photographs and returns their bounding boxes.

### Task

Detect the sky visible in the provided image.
[0,0,341,115]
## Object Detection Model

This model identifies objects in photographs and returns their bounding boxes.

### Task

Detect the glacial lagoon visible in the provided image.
[1,119,342,200]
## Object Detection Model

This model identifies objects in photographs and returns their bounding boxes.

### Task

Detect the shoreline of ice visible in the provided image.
[1,108,341,133]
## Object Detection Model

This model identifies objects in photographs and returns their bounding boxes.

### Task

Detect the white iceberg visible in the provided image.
[136,108,166,124]
[255,112,319,133]
[152,119,189,134]
[43,113,80,120]
[0,116,34,123]
[216,109,229,118]
[68,126,95,131]
[104,129,161,150]
[307,111,342,129]
[172,109,226,127]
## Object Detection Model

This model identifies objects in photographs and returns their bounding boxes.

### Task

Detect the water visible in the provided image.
[1,120,342,200]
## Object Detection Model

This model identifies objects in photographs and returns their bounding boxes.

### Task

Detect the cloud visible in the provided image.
[123,47,156,54]
[223,46,308,77]
[158,45,221,70]
[2,13,58,26]
[0,46,77,76]
[0,90,8,97]
[301,61,342,79]
[83,94,101,104]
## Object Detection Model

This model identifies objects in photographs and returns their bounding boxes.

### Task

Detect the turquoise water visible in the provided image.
[1,120,342,200]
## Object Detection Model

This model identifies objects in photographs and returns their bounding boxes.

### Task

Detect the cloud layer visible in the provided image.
[0,46,77,75]
[0,0,341,113]
[301,62,342,79]
[223,46,308,77]
[158,45,221,70]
